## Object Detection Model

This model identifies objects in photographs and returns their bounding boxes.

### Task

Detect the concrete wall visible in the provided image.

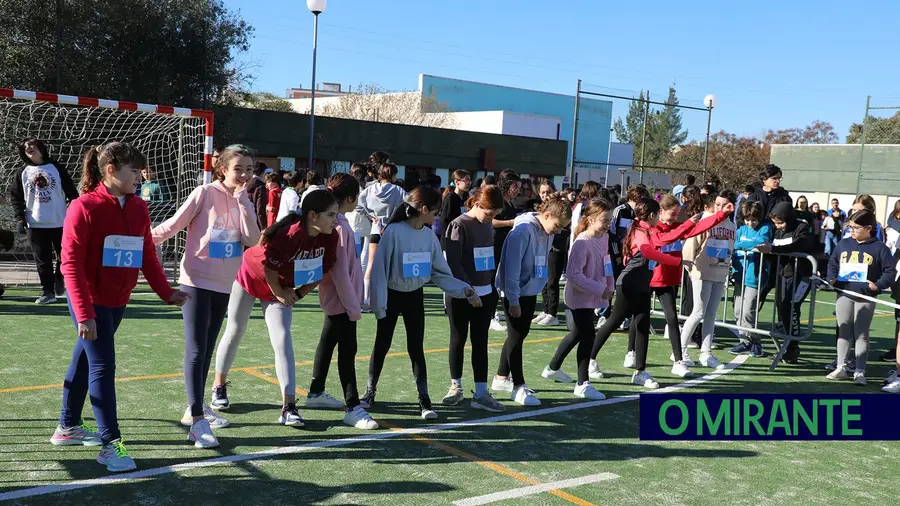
[770,144,900,196]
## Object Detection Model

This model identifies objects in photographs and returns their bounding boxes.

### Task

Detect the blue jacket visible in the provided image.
[495,213,552,306]
[732,222,773,289]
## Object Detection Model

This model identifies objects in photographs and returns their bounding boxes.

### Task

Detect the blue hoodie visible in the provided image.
[495,212,553,306]
[827,237,897,297]
[732,222,773,289]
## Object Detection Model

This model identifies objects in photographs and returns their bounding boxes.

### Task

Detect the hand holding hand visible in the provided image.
[168,290,191,307]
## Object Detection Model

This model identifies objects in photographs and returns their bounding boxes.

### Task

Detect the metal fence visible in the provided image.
[568,81,714,189]
[856,97,900,195]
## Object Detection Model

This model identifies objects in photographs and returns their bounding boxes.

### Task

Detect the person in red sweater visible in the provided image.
[265,172,283,227]
[590,197,693,389]
[50,142,188,473]
[212,189,339,428]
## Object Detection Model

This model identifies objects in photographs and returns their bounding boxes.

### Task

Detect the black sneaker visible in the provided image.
[750,343,765,358]
[0,229,13,252]
[278,403,304,426]
[419,394,438,420]
[35,293,56,305]
[359,386,376,409]
[782,342,800,364]
[881,348,896,362]
[211,382,230,410]
[55,278,66,298]
[729,342,752,355]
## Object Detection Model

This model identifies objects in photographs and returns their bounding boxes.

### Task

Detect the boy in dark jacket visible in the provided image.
[757,202,815,363]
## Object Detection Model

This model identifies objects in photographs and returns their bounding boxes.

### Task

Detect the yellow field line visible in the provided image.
[240,367,310,397]
[378,418,596,506]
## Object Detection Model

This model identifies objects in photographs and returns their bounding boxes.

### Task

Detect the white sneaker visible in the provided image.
[632,370,659,389]
[489,319,507,332]
[671,361,694,378]
[574,382,606,400]
[853,371,867,386]
[305,392,345,409]
[495,311,506,322]
[511,384,541,406]
[588,359,605,379]
[492,376,514,392]
[278,403,305,427]
[623,351,636,369]
[699,352,726,370]
[532,312,548,324]
[595,315,607,330]
[882,379,900,393]
[826,367,850,381]
[187,419,219,449]
[681,349,695,367]
[619,318,631,330]
[541,366,574,383]
[96,439,137,473]
[537,315,559,326]
[344,406,379,430]
[181,405,229,429]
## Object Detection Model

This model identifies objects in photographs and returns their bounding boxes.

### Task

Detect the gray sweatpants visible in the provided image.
[681,279,726,353]
[835,294,875,373]
[733,285,761,344]
[214,281,296,396]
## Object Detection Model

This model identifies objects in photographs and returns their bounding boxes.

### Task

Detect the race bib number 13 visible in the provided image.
[102,235,143,268]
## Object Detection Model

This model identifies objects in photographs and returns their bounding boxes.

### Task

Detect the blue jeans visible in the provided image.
[180,285,230,417]
[824,231,838,255]
[60,301,126,444]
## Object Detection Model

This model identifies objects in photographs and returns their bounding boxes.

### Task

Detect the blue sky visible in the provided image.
[226,0,900,143]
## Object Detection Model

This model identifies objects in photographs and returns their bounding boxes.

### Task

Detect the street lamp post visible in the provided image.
[618,167,627,190]
[702,94,717,183]
[306,0,327,172]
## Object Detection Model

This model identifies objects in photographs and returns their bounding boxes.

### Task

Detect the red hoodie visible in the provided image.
[650,210,729,287]
[62,184,176,322]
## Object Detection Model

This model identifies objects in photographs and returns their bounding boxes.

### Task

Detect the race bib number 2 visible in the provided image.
[294,256,323,286]
[403,252,431,278]
[102,235,143,268]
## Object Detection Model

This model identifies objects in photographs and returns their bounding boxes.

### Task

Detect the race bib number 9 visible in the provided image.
[534,255,548,279]
[102,235,143,268]
[403,252,432,278]
[208,229,241,259]
[705,238,731,259]
[294,256,323,286]
[474,247,495,272]
[838,263,868,283]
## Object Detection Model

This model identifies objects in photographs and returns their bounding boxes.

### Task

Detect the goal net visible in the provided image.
[0,89,213,286]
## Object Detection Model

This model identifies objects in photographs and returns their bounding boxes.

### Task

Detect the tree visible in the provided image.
[846,112,900,144]
[0,0,252,108]
[235,92,295,113]
[314,83,458,128]
[612,87,688,169]
[668,131,770,191]
[765,120,839,144]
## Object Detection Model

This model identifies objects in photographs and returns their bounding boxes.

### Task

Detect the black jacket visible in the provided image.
[770,202,815,278]
[245,176,268,232]
[9,161,79,225]
[748,186,793,219]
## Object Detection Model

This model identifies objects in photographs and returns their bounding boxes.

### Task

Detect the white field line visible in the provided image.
[0,355,748,502]
[453,472,620,506]
[813,298,893,315]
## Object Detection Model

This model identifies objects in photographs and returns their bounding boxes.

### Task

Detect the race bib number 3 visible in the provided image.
[102,235,143,268]
[294,256,323,286]
[705,238,731,259]
[534,255,548,279]
[403,252,432,278]
[474,247,495,272]
[208,229,241,259]
[838,263,868,283]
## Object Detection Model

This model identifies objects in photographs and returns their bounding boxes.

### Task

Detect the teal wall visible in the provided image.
[770,144,900,195]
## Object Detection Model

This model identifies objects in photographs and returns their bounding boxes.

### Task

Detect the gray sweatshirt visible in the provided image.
[495,212,553,306]
[358,182,408,235]
[370,220,472,319]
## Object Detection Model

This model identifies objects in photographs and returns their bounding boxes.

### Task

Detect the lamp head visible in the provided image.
[307,0,326,14]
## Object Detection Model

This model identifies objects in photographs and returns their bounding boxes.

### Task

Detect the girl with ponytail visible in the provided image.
[361,186,479,420]
[51,142,188,473]
[212,189,340,428]
[439,169,472,247]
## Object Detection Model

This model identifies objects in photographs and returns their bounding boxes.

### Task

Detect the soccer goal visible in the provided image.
[0,88,214,286]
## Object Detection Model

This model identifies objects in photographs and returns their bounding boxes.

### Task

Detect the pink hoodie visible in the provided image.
[152,181,261,294]
[319,213,364,320]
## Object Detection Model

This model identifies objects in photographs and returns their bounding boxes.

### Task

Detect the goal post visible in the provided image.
[0,88,214,285]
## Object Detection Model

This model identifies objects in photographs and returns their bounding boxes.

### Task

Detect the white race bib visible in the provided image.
[403,252,431,278]
[102,235,143,268]
[294,256,323,285]
[705,238,731,259]
[534,255,548,279]
[473,246,495,272]
[208,229,240,259]
[838,262,868,283]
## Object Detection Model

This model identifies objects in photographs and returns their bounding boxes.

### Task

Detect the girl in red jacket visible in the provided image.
[590,197,693,389]
[50,142,188,473]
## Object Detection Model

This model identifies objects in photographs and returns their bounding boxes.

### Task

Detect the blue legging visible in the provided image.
[181,285,230,417]
[60,301,126,444]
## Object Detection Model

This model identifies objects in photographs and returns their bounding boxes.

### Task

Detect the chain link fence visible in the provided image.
[856,97,900,195]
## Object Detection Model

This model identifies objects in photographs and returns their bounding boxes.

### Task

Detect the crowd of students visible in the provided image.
[22,139,899,474]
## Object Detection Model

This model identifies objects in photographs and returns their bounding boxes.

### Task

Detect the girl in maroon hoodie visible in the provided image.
[50,142,188,473]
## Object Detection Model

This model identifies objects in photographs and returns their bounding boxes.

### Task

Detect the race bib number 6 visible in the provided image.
[403,252,432,278]
[102,235,143,268]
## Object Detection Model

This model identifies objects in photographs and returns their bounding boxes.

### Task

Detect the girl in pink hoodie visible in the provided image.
[303,174,378,430]
[151,144,261,448]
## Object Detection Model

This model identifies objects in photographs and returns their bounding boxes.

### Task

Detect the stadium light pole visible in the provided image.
[702,94,717,183]
[306,0,327,173]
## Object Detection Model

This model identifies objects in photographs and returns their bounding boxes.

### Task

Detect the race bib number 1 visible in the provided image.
[294,256,323,286]
[705,238,731,259]
[208,229,241,259]
[838,263,868,283]
[102,235,143,268]
[474,247,495,272]
[403,252,432,278]
[534,255,548,279]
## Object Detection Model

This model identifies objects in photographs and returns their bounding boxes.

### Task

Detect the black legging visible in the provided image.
[496,295,538,387]
[368,288,428,396]
[592,285,651,370]
[310,312,360,408]
[541,248,566,316]
[549,308,594,384]
[628,286,682,360]
[447,290,498,383]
